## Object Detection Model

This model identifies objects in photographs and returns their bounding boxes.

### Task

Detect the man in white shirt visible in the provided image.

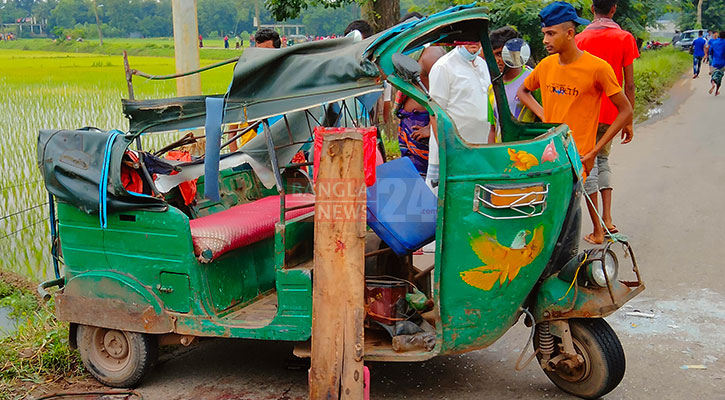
[426,42,491,189]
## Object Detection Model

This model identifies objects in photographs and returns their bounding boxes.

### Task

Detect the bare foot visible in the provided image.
[583,233,604,245]
[710,85,715,94]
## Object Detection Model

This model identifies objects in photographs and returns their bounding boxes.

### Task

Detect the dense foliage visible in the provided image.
[0,0,361,38]
[676,0,725,31]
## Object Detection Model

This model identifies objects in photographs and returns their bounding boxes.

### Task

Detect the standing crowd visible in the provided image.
[386,0,636,245]
[244,0,724,245]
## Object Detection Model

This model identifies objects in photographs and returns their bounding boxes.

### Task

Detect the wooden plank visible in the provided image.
[310,130,366,399]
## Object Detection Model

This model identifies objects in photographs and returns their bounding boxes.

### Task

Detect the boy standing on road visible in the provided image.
[517,1,633,245]
[708,31,725,96]
[692,31,707,78]
[487,26,540,144]
[575,0,638,242]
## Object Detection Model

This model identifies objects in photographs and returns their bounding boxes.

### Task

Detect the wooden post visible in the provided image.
[310,130,366,399]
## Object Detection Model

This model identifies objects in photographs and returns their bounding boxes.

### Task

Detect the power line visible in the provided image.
[0,179,42,192]
[0,202,48,222]
[0,217,49,241]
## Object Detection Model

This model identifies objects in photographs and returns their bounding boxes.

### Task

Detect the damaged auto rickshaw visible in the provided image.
[37,6,644,399]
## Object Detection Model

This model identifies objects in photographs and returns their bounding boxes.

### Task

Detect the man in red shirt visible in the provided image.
[576,0,638,244]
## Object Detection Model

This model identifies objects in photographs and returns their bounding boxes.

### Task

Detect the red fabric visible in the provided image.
[313,127,377,186]
[189,193,314,262]
[165,150,197,206]
[576,25,640,124]
[121,165,144,193]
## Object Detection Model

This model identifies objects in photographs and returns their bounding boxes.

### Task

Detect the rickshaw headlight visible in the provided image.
[587,250,618,287]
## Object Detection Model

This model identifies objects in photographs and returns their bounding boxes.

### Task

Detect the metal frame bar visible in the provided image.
[263,119,286,225]
[473,183,549,220]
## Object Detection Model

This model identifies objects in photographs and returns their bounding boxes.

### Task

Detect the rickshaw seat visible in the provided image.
[367,157,437,256]
[190,193,315,263]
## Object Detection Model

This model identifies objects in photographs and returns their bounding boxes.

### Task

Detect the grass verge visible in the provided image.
[0,37,242,61]
[633,47,691,121]
[0,273,86,400]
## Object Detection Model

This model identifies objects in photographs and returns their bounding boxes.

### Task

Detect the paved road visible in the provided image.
[132,75,725,400]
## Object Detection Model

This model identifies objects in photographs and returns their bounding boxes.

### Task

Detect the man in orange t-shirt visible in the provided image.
[517,1,632,244]
[576,0,639,243]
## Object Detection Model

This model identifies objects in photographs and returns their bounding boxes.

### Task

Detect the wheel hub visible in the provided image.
[103,330,129,359]
[90,328,132,372]
[554,338,591,383]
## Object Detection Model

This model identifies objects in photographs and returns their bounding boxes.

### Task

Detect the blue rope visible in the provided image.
[99,130,123,229]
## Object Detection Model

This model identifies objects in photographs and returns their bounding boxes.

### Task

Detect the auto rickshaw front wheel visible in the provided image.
[535,318,625,399]
[77,324,158,388]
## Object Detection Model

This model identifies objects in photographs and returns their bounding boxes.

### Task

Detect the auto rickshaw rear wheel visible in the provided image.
[77,324,158,388]
[535,318,625,400]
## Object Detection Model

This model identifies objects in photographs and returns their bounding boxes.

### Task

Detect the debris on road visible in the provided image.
[680,365,708,370]
[626,311,655,319]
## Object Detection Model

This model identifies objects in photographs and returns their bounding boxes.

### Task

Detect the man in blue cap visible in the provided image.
[517,1,632,244]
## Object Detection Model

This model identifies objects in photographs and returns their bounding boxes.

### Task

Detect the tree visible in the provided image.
[265,0,402,33]
[677,0,725,31]
[429,0,664,61]
[302,3,360,36]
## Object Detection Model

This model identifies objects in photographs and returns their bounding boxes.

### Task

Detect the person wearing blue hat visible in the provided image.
[516,1,633,245]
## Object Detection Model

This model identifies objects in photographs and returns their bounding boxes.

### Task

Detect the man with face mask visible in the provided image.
[426,41,491,189]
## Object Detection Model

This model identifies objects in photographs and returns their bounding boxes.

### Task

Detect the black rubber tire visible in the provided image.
[536,318,626,399]
[76,325,158,388]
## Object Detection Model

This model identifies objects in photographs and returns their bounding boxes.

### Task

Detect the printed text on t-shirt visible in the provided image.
[546,83,579,97]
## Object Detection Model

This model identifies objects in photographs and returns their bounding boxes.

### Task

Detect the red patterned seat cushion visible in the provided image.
[190,193,314,263]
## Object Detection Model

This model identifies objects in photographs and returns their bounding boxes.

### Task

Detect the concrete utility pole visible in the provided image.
[171,0,201,96]
[92,1,103,47]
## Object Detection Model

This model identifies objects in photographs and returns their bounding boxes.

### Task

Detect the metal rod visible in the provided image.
[263,119,286,225]
[364,248,394,258]
[220,121,261,150]
[123,50,143,151]
[274,140,314,150]
[153,131,198,156]
[283,114,294,144]
[414,263,435,280]
[132,57,239,80]
[285,203,315,212]
[282,161,314,168]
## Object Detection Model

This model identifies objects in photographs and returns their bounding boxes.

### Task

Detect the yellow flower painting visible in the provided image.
[507,148,540,171]
[460,226,545,291]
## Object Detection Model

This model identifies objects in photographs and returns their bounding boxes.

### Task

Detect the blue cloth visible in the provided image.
[710,39,725,69]
[204,97,225,201]
[692,37,706,58]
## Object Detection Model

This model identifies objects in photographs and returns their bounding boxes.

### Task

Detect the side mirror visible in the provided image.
[392,52,422,83]
[501,38,531,69]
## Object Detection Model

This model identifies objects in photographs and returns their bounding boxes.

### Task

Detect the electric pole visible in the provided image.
[171,0,201,96]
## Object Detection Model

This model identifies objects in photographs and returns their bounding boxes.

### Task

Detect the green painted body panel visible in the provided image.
[202,239,276,314]
[369,8,591,355]
[57,203,109,270]
[158,272,191,313]
[437,130,573,353]
[192,167,275,218]
[56,185,311,341]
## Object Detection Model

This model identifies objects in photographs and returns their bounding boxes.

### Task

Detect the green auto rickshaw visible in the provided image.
[37,6,644,399]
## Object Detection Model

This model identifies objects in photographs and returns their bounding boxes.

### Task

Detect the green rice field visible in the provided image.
[0,49,235,281]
